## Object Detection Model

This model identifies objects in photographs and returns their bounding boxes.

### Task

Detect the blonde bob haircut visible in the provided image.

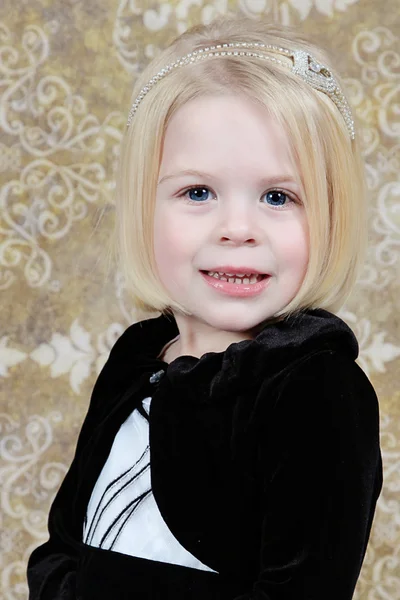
[110,14,367,322]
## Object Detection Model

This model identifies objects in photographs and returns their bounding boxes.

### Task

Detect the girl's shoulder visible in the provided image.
[260,348,380,434]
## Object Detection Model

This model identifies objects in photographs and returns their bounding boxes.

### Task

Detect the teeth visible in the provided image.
[207,271,261,284]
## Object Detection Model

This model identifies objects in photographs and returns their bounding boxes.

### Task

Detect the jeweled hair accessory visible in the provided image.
[126,42,355,140]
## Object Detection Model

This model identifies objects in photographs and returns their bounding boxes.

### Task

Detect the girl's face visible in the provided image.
[154,94,309,336]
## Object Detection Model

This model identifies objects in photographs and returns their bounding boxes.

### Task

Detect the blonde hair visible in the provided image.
[106,14,367,322]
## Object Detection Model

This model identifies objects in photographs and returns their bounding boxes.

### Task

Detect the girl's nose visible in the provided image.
[217,206,261,246]
[219,230,257,246]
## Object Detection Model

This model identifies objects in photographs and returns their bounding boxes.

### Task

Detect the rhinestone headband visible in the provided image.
[126,42,355,140]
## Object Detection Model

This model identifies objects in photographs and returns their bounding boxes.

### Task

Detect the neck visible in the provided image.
[161,312,262,362]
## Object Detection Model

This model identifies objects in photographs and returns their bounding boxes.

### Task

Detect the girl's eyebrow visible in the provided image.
[158,169,299,187]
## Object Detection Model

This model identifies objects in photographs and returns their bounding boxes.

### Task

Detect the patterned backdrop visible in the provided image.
[0,0,399,598]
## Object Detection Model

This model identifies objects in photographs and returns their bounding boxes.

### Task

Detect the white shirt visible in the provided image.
[83,394,217,573]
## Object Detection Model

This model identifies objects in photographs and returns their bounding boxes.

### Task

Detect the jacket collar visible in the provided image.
[111,308,358,402]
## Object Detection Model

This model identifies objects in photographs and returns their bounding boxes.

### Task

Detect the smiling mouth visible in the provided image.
[200,271,269,284]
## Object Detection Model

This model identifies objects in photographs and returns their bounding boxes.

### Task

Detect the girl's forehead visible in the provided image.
[166,94,278,131]
[159,95,297,179]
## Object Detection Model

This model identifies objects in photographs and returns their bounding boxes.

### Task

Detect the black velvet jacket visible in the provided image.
[27,308,383,600]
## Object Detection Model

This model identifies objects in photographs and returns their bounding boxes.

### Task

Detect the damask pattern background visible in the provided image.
[0,0,399,597]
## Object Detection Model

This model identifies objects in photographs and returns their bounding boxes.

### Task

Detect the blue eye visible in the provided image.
[180,186,295,208]
[184,187,211,203]
[264,190,290,206]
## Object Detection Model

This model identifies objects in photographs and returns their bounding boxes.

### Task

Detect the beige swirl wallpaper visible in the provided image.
[0,0,399,597]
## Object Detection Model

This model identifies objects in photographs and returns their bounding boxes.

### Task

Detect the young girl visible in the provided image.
[27,13,383,600]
